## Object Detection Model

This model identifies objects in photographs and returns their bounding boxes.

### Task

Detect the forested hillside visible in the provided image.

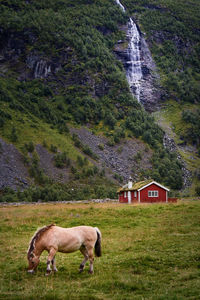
[122,0,200,194]
[0,0,199,201]
[123,0,200,145]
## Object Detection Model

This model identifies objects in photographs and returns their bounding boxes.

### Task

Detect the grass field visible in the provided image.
[0,200,200,300]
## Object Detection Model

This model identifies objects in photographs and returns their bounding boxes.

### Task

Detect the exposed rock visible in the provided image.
[0,137,30,190]
[0,137,71,191]
[163,134,192,189]
[70,127,152,182]
[35,144,69,183]
[139,36,163,111]
[26,54,52,79]
[0,29,73,80]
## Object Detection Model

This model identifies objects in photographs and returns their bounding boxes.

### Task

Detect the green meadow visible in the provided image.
[0,200,200,300]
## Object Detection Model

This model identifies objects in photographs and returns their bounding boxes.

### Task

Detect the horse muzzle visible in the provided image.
[27,269,35,274]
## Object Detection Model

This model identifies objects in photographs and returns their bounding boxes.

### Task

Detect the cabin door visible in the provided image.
[128,191,131,203]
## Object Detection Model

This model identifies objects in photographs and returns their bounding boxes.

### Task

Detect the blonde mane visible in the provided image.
[27,224,55,259]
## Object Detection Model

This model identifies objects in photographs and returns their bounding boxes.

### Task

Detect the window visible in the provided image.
[124,192,127,198]
[134,191,137,198]
[148,191,158,197]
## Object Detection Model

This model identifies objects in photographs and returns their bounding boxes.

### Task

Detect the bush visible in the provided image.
[54,152,70,168]
[98,143,104,150]
[24,141,34,153]
[107,137,115,147]
[195,186,200,196]
[10,127,18,142]
[82,145,99,160]
[133,152,142,163]
[50,144,57,153]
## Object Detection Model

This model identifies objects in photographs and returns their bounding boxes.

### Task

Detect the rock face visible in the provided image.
[139,36,163,111]
[0,29,72,80]
[35,144,70,183]
[0,138,30,190]
[71,127,152,183]
[0,138,71,191]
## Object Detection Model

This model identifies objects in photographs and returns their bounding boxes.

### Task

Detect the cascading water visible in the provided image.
[115,0,125,12]
[115,0,143,102]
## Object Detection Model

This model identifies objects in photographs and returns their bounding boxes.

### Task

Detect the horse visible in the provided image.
[27,224,102,275]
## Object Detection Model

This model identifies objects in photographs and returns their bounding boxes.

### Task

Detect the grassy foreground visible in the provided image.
[0,201,200,300]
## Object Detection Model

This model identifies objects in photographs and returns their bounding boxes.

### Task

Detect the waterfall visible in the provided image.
[115,0,143,102]
[34,60,51,79]
[115,0,125,12]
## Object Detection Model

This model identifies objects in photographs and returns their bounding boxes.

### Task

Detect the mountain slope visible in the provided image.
[1,0,198,201]
[122,0,200,194]
[123,0,200,144]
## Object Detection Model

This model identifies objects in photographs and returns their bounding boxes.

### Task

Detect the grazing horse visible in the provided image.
[27,224,102,275]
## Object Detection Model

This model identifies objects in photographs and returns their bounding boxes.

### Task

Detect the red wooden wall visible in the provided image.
[140,183,167,203]
[119,183,168,203]
[119,192,128,203]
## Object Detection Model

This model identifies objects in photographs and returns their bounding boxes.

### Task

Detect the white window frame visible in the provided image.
[124,191,127,198]
[148,190,158,197]
[134,191,137,197]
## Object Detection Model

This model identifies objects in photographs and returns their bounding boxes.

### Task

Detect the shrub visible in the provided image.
[107,137,115,147]
[133,152,142,163]
[54,152,70,168]
[82,145,99,160]
[98,143,104,150]
[76,155,83,167]
[42,140,48,148]
[195,186,200,196]
[10,127,18,142]
[50,144,57,153]
[0,117,4,127]
[24,141,34,153]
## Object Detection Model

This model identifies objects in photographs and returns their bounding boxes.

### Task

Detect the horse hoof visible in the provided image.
[45,271,52,276]
[88,270,94,274]
[79,269,84,273]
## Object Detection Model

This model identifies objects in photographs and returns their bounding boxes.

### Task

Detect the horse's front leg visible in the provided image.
[46,247,57,276]
[51,256,58,272]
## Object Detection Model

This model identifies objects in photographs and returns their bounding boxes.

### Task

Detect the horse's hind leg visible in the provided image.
[88,247,94,274]
[79,246,88,273]
[46,247,57,276]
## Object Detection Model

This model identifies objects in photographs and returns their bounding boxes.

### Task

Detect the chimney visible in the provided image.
[128,176,133,189]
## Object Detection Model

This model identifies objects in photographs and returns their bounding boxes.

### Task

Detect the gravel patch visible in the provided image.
[71,127,152,181]
[0,137,30,190]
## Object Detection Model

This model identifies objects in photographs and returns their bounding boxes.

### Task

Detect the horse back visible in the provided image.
[44,226,98,253]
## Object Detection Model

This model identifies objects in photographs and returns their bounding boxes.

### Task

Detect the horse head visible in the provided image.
[27,224,55,274]
[27,253,40,273]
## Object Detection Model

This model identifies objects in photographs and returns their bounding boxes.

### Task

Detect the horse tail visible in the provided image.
[94,227,102,257]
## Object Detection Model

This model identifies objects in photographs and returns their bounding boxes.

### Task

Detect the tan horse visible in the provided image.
[27,224,102,275]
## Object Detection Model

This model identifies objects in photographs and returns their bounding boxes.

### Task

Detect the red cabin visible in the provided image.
[118,178,170,203]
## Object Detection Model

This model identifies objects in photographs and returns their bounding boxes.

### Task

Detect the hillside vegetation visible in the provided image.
[123,0,200,151]
[121,0,200,194]
[0,201,200,299]
[0,0,199,199]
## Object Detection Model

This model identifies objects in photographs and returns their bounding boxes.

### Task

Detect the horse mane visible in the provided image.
[27,224,55,259]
